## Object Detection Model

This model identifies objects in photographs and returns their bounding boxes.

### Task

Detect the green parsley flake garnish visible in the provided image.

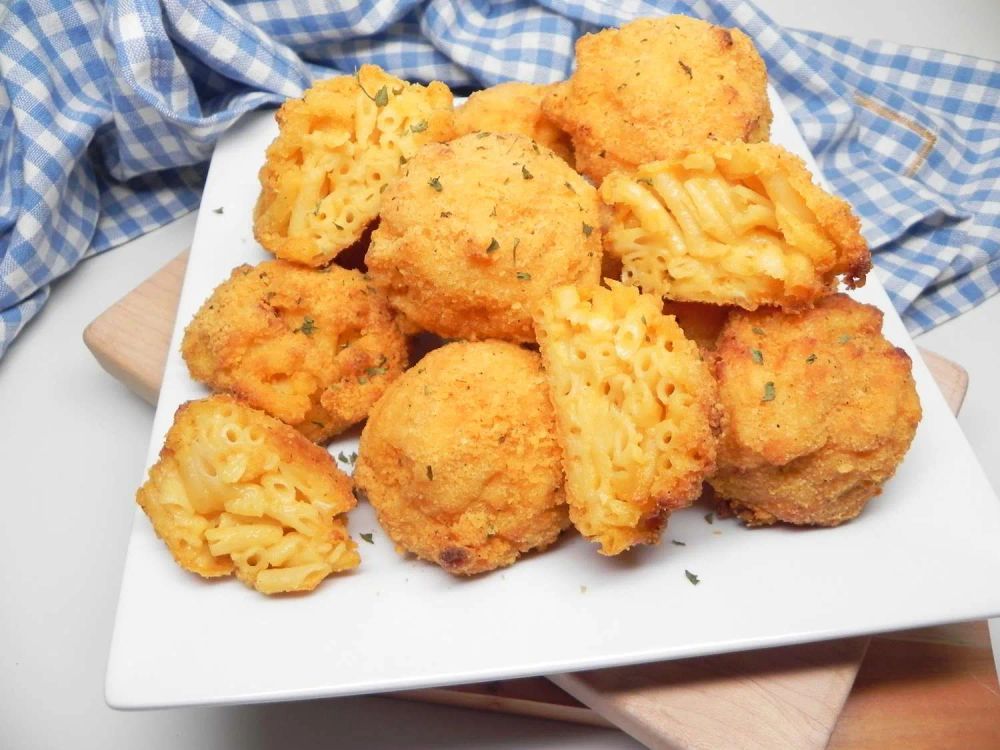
[426,465,434,480]
[685,570,701,586]
[365,355,388,378]
[360,533,374,544]
[521,165,533,180]
[762,381,776,402]
[806,353,817,364]
[349,452,358,465]
[752,326,765,335]
[704,512,714,524]
[410,120,428,133]
[428,176,442,192]
[838,334,852,344]
[373,86,389,107]
[212,207,224,214]
[582,223,593,237]
[516,272,531,281]
[750,348,764,365]
[296,317,316,335]
[672,539,686,546]
[486,238,500,254]
[337,451,348,463]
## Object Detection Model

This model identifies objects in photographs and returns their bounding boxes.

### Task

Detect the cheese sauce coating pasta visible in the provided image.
[135,396,360,595]
[254,65,454,267]
[600,142,871,310]
[534,282,720,555]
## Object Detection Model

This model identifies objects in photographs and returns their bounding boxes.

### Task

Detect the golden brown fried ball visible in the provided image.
[708,294,922,526]
[354,341,569,575]
[542,16,771,183]
[600,142,871,310]
[366,132,601,342]
[453,82,573,164]
[535,283,720,555]
[254,65,454,267]
[136,396,360,595]
[182,260,407,443]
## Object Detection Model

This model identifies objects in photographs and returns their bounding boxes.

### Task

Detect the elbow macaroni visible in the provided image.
[600,142,870,310]
[534,282,719,555]
[136,396,360,595]
[254,65,455,267]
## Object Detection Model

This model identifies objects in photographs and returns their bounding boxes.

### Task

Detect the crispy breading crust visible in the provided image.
[708,294,922,526]
[366,132,602,342]
[136,396,360,594]
[543,16,772,183]
[253,65,454,267]
[535,283,720,555]
[182,260,407,443]
[354,341,569,575]
[453,82,574,164]
[600,142,871,310]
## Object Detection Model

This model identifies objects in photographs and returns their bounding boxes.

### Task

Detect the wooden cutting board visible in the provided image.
[85,251,997,750]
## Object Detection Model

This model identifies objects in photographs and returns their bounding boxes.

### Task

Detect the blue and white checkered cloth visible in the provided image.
[2,1,999,356]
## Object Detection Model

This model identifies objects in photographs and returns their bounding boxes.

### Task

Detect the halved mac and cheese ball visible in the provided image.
[542,16,771,183]
[453,82,573,164]
[534,282,720,555]
[254,65,454,267]
[182,260,407,443]
[709,295,922,527]
[367,132,601,342]
[136,396,361,595]
[354,341,569,575]
[600,142,871,310]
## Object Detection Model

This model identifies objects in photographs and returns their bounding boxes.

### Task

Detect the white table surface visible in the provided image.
[2,3,998,748]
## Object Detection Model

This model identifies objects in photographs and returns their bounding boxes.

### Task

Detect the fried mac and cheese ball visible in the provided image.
[453,82,574,163]
[600,142,871,310]
[709,295,922,527]
[542,16,771,183]
[182,260,407,443]
[366,132,601,342]
[254,65,454,267]
[535,283,720,555]
[136,396,360,595]
[354,341,569,575]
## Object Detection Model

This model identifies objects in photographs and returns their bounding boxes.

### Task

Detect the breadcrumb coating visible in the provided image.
[535,283,720,555]
[182,260,407,443]
[709,294,922,526]
[453,82,574,164]
[367,132,601,342]
[254,65,454,267]
[354,341,569,575]
[543,16,771,183]
[136,396,360,594]
[600,142,871,310]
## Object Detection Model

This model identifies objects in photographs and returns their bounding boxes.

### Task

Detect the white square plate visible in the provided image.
[106,89,1000,709]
